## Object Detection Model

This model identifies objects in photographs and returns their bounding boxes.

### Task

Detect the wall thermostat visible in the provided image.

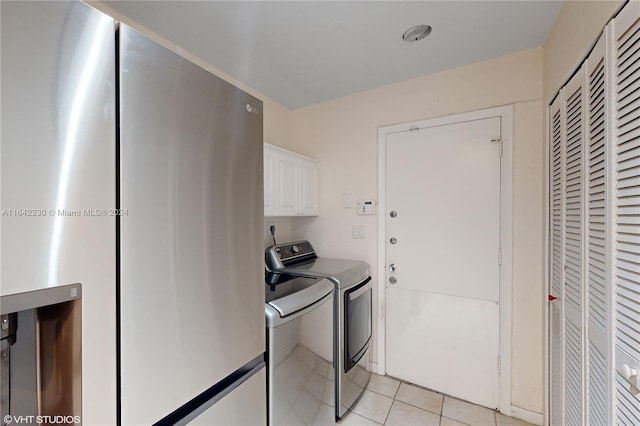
[356,199,376,215]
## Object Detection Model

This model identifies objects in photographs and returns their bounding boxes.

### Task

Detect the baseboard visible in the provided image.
[510,405,543,425]
[369,361,380,374]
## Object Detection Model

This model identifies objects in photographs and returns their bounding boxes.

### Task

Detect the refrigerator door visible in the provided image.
[186,369,266,425]
[1,2,116,423]
[119,26,265,424]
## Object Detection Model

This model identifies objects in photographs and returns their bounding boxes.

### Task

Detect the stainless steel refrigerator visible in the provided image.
[119,26,266,425]
[1,1,116,423]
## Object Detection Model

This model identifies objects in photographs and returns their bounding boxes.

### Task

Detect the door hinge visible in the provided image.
[498,248,502,265]
[498,356,502,374]
[491,139,503,157]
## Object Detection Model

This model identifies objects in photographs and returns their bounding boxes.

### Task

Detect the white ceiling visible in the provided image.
[103,1,562,109]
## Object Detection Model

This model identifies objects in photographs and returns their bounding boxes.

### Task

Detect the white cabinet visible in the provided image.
[264,144,318,216]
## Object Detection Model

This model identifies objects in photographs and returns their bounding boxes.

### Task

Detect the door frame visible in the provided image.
[377,105,514,415]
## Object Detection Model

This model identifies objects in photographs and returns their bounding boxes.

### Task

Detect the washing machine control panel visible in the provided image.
[266,240,316,269]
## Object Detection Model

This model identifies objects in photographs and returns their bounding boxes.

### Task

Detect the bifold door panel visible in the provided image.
[612,5,640,424]
[586,33,611,426]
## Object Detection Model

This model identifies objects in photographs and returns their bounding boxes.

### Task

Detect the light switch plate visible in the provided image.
[352,225,365,239]
[343,193,353,209]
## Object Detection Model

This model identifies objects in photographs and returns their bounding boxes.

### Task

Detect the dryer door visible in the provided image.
[344,277,372,371]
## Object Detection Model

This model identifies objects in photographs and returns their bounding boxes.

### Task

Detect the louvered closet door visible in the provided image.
[563,67,587,426]
[549,96,565,426]
[585,32,613,426]
[612,3,640,424]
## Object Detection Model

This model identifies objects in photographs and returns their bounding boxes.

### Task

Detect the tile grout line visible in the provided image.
[381,393,394,425]
[365,376,529,426]
[382,381,400,425]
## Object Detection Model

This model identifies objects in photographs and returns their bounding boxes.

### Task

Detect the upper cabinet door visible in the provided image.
[264,144,318,216]
[276,150,301,216]
[299,157,318,216]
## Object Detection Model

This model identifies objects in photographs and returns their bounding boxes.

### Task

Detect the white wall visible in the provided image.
[543,0,623,104]
[512,99,544,414]
[290,47,545,416]
[263,216,293,249]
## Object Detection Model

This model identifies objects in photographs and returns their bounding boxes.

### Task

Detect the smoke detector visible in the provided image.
[402,25,432,42]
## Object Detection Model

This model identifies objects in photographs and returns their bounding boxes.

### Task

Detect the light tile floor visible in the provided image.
[317,374,535,426]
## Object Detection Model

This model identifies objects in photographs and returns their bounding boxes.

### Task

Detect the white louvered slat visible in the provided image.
[615,69,640,104]
[613,5,640,424]
[619,24,640,56]
[617,83,640,116]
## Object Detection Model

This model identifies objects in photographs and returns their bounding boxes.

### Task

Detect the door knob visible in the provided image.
[390,237,397,244]
[388,276,397,285]
[389,264,396,272]
[390,211,398,218]
[622,364,639,395]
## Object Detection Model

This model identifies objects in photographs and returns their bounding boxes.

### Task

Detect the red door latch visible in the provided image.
[548,294,558,301]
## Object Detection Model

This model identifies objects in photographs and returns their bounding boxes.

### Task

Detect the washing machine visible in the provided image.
[265,272,334,425]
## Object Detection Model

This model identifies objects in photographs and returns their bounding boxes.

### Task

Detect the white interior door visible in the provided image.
[385,117,502,409]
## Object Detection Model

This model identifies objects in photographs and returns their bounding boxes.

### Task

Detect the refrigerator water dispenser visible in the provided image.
[0,284,82,425]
